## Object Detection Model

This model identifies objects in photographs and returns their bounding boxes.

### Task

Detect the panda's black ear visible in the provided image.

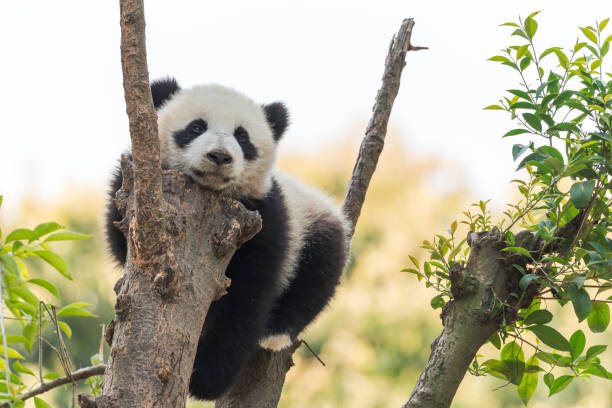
[150,77,180,109]
[263,102,289,142]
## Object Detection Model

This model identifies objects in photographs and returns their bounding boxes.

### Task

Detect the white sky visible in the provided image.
[0,0,610,215]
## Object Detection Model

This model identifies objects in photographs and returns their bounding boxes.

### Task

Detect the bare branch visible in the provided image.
[119,0,166,269]
[0,365,105,406]
[342,17,421,236]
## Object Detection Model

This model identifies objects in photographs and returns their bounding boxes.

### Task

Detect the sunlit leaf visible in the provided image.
[27,278,60,298]
[34,397,53,408]
[32,250,72,280]
[518,355,538,405]
[43,231,91,242]
[548,375,573,396]
[33,222,63,239]
[4,229,37,243]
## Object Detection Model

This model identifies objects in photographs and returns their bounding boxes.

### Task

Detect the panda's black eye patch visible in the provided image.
[233,126,258,161]
[174,119,207,148]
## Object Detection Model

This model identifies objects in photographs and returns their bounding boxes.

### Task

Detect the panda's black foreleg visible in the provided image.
[260,217,347,351]
[189,266,278,400]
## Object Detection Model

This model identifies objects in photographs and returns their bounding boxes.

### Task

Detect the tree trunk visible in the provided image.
[403,230,508,408]
[94,161,261,408]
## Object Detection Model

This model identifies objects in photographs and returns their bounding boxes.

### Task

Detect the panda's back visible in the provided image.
[272,171,349,290]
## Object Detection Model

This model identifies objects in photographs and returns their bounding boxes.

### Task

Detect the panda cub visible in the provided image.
[105,78,349,400]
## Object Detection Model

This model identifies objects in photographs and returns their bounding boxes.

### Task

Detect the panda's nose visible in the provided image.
[207,150,233,165]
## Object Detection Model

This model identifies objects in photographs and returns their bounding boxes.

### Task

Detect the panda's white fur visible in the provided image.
[157,84,276,198]
[105,78,349,400]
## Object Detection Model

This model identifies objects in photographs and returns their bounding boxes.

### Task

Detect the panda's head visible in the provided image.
[151,78,289,198]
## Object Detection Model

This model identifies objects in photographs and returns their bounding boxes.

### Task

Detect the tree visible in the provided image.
[404,11,612,408]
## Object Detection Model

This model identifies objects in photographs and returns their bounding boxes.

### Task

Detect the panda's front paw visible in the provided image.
[259,333,292,351]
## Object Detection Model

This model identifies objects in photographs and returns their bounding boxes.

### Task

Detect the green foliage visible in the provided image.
[405,13,612,406]
[0,195,97,405]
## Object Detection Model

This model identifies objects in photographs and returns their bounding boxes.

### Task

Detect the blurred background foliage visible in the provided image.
[2,132,611,407]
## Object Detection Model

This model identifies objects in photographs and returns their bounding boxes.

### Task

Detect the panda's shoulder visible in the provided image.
[272,171,348,231]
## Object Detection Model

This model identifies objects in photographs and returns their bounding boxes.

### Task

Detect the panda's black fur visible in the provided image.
[105,78,348,400]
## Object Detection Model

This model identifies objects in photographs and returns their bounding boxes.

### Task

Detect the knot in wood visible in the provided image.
[114,294,131,320]
[157,365,173,383]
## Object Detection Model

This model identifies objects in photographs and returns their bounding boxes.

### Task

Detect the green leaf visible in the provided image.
[544,373,554,389]
[27,278,60,298]
[58,321,72,339]
[501,246,532,258]
[549,375,573,396]
[501,341,525,385]
[586,345,607,360]
[511,101,536,110]
[13,361,35,377]
[43,231,91,242]
[587,301,610,333]
[430,294,445,310]
[528,325,570,351]
[600,18,610,32]
[524,309,553,325]
[569,330,586,360]
[57,304,97,318]
[33,222,63,239]
[0,254,19,275]
[524,16,538,39]
[503,128,531,137]
[0,345,25,359]
[34,397,53,408]
[519,56,531,71]
[10,286,39,306]
[488,332,501,349]
[569,180,596,209]
[512,144,530,161]
[483,359,511,380]
[519,274,540,291]
[567,284,591,322]
[400,268,422,280]
[32,250,71,280]
[522,113,542,131]
[4,228,37,243]
[484,104,505,110]
[500,22,520,27]
[489,55,511,63]
[507,89,532,100]
[580,27,598,43]
[549,122,580,133]
[518,355,538,405]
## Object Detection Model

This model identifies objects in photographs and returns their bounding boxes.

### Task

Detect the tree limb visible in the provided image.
[215,17,422,408]
[119,0,166,270]
[404,230,508,408]
[0,365,105,407]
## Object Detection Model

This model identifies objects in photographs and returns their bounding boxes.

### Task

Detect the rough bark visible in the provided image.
[215,17,423,408]
[93,161,261,408]
[403,230,508,408]
[119,0,166,271]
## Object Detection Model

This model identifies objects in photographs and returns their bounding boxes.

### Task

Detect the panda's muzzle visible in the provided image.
[206,150,233,166]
